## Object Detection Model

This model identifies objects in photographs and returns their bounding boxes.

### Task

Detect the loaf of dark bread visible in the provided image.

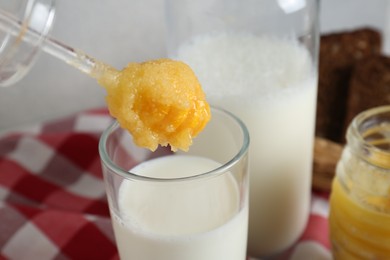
[345,55,390,129]
[316,28,382,143]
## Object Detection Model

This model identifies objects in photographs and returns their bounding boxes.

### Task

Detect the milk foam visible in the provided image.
[176,33,314,100]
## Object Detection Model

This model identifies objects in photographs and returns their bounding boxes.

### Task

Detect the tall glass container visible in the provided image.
[329,105,390,259]
[165,0,319,257]
[0,0,56,87]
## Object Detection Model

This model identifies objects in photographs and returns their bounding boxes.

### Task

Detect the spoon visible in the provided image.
[0,9,211,152]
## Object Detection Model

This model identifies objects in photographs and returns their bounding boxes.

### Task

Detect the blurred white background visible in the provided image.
[0,0,388,132]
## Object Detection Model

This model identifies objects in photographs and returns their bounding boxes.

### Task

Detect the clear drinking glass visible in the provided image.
[99,107,250,260]
[0,0,56,86]
[165,0,319,257]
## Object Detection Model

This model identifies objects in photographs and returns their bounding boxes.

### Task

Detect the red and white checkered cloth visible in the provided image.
[0,108,332,260]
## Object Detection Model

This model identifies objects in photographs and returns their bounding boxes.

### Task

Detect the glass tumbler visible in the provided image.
[99,107,250,260]
[165,0,319,257]
[0,0,56,86]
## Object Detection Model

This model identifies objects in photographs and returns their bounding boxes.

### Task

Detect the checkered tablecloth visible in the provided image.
[0,108,332,260]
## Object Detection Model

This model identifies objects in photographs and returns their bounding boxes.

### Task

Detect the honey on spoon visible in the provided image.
[0,11,211,151]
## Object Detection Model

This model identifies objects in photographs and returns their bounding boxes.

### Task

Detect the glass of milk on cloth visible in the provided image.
[165,0,319,257]
[99,107,250,260]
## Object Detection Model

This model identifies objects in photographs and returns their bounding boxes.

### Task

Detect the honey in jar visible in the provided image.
[329,105,390,259]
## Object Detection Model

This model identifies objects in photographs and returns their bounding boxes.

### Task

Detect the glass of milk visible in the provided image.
[99,107,250,260]
[165,0,319,257]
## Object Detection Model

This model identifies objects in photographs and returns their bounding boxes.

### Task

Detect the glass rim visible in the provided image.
[348,105,390,169]
[99,106,250,182]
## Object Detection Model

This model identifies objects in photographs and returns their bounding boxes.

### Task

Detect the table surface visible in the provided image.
[0,108,331,260]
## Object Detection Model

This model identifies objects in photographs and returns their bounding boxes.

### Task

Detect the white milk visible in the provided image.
[176,33,317,256]
[112,155,248,260]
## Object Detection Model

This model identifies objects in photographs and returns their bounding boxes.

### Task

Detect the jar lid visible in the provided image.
[0,0,56,87]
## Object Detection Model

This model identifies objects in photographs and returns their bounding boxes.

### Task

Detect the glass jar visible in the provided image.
[0,0,56,87]
[329,105,390,259]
